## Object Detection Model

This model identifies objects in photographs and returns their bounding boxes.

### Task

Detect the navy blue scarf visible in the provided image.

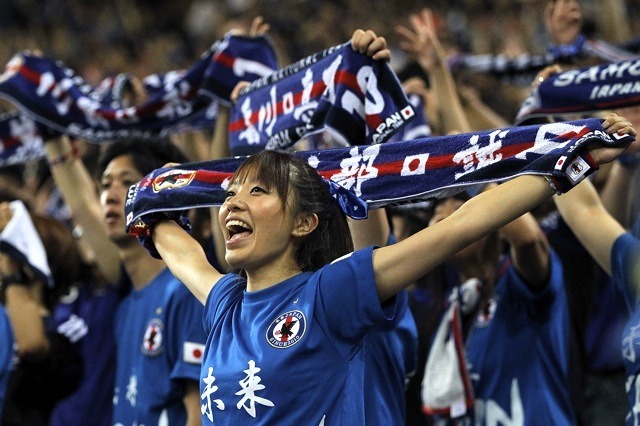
[227,43,415,155]
[516,58,640,123]
[0,111,53,166]
[125,118,631,249]
[0,33,277,144]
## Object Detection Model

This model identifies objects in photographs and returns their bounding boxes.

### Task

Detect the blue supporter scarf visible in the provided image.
[124,118,631,253]
[516,58,640,123]
[227,43,415,154]
[0,33,277,145]
[0,111,53,166]
[447,34,636,86]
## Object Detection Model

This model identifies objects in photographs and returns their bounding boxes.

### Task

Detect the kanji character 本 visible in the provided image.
[201,366,225,422]
[235,360,274,418]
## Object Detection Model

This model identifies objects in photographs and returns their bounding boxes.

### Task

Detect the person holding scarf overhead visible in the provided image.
[127,27,636,423]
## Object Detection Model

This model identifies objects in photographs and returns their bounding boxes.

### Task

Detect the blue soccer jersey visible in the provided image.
[464,250,577,424]
[364,289,418,425]
[50,284,121,426]
[112,268,206,425]
[200,247,397,424]
[0,304,14,420]
[612,233,640,425]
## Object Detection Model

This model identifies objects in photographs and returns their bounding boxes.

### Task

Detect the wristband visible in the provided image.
[551,149,599,193]
[543,176,562,196]
[128,212,192,259]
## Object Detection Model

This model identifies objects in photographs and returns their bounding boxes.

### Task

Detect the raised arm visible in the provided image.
[209,103,232,273]
[499,208,550,292]
[153,220,223,305]
[396,8,471,135]
[553,178,625,275]
[44,136,121,284]
[372,114,635,301]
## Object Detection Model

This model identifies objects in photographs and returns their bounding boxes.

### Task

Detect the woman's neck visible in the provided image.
[245,262,302,292]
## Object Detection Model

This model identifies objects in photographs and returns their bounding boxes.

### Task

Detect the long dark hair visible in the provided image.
[231,150,354,271]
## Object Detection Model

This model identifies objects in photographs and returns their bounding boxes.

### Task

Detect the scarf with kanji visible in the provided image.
[516,58,640,124]
[125,118,632,253]
[0,32,277,144]
[227,42,415,155]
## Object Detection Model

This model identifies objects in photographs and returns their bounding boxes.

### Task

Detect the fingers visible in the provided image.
[351,29,389,61]
[231,81,250,103]
[531,64,563,89]
[602,113,638,136]
[162,162,183,168]
[249,16,270,37]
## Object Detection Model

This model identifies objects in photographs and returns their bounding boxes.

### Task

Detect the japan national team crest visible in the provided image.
[141,318,164,357]
[152,169,196,192]
[266,310,306,349]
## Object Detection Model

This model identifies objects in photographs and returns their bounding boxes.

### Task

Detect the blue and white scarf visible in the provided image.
[227,42,415,155]
[0,33,277,145]
[516,58,640,123]
[0,111,53,166]
[448,35,636,85]
[124,118,631,246]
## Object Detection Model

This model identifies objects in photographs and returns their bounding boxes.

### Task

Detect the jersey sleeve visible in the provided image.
[166,285,207,382]
[611,233,640,312]
[313,246,398,354]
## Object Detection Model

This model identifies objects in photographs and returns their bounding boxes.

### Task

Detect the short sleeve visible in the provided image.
[166,286,207,382]
[313,247,397,349]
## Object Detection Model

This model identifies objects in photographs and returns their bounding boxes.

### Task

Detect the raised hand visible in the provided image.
[351,29,390,61]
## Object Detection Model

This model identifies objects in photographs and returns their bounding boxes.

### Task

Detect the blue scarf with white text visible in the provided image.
[227,43,415,155]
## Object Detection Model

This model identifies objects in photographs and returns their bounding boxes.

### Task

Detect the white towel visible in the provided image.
[421,278,481,419]
[0,200,52,287]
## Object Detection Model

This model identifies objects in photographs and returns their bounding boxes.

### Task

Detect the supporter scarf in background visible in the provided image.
[227,42,415,155]
[0,32,277,145]
[0,111,52,166]
[448,34,636,86]
[124,118,630,235]
[516,58,640,123]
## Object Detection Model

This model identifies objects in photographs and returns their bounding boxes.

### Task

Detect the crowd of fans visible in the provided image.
[0,0,640,425]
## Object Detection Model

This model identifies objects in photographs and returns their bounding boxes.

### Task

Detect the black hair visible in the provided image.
[96,137,190,179]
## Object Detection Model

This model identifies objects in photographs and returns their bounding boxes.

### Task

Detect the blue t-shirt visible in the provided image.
[464,250,577,425]
[49,283,121,426]
[0,304,14,420]
[364,289,417,425]
[200,247,397,424]
[612,233,640,425]
[112,268,206,426]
